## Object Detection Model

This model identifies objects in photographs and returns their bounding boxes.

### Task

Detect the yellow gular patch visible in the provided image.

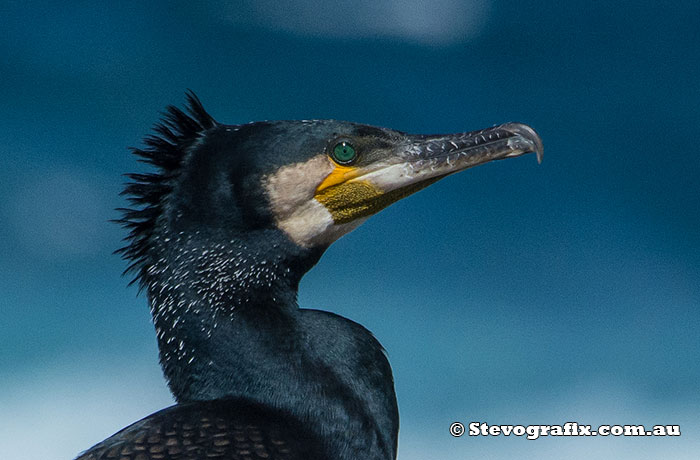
[316,174,442,225]
[315,162,385,223]
[315,180,385,224]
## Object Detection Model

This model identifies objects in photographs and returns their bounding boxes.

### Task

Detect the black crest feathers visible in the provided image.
[115,91,217,288]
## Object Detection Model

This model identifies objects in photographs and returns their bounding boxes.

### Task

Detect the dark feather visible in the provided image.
[115,91,217,289]
[75,399,328,460]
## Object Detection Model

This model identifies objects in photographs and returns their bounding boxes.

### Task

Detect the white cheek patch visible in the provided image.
[264,155,332,217]
[277,198,334,247]
[263,155,367,248]
[277,198,367,248]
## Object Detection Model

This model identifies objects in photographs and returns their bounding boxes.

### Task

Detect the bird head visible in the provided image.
[118,93,542,286]
[255,119,542,248]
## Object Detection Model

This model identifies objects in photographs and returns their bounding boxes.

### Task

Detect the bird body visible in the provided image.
[77,399,329,459]
[77,93,541,460]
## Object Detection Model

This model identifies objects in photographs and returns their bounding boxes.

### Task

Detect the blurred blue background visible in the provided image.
[1,1,698,459]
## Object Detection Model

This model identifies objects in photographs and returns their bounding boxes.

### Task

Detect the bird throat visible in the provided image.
[315,177,441,224]
[315,180,385,223]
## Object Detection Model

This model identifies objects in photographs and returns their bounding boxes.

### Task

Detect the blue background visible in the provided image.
[1,1,698,459]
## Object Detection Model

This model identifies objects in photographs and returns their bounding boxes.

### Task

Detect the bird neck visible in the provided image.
[144,230,398,460]
[146,228,313,394]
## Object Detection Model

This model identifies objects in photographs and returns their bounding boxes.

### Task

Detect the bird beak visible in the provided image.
[314,122,542,225]
[361,122,543,195]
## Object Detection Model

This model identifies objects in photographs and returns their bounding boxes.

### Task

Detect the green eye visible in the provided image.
[332,141,357,164]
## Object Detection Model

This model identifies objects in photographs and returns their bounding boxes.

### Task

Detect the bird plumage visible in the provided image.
[78,93,541,460]
[77,398,328,459]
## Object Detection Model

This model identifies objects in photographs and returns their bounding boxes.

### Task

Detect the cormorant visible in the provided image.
[76,92,542,460]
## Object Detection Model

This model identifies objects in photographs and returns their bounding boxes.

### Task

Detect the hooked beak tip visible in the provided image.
[501,122,544,164]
